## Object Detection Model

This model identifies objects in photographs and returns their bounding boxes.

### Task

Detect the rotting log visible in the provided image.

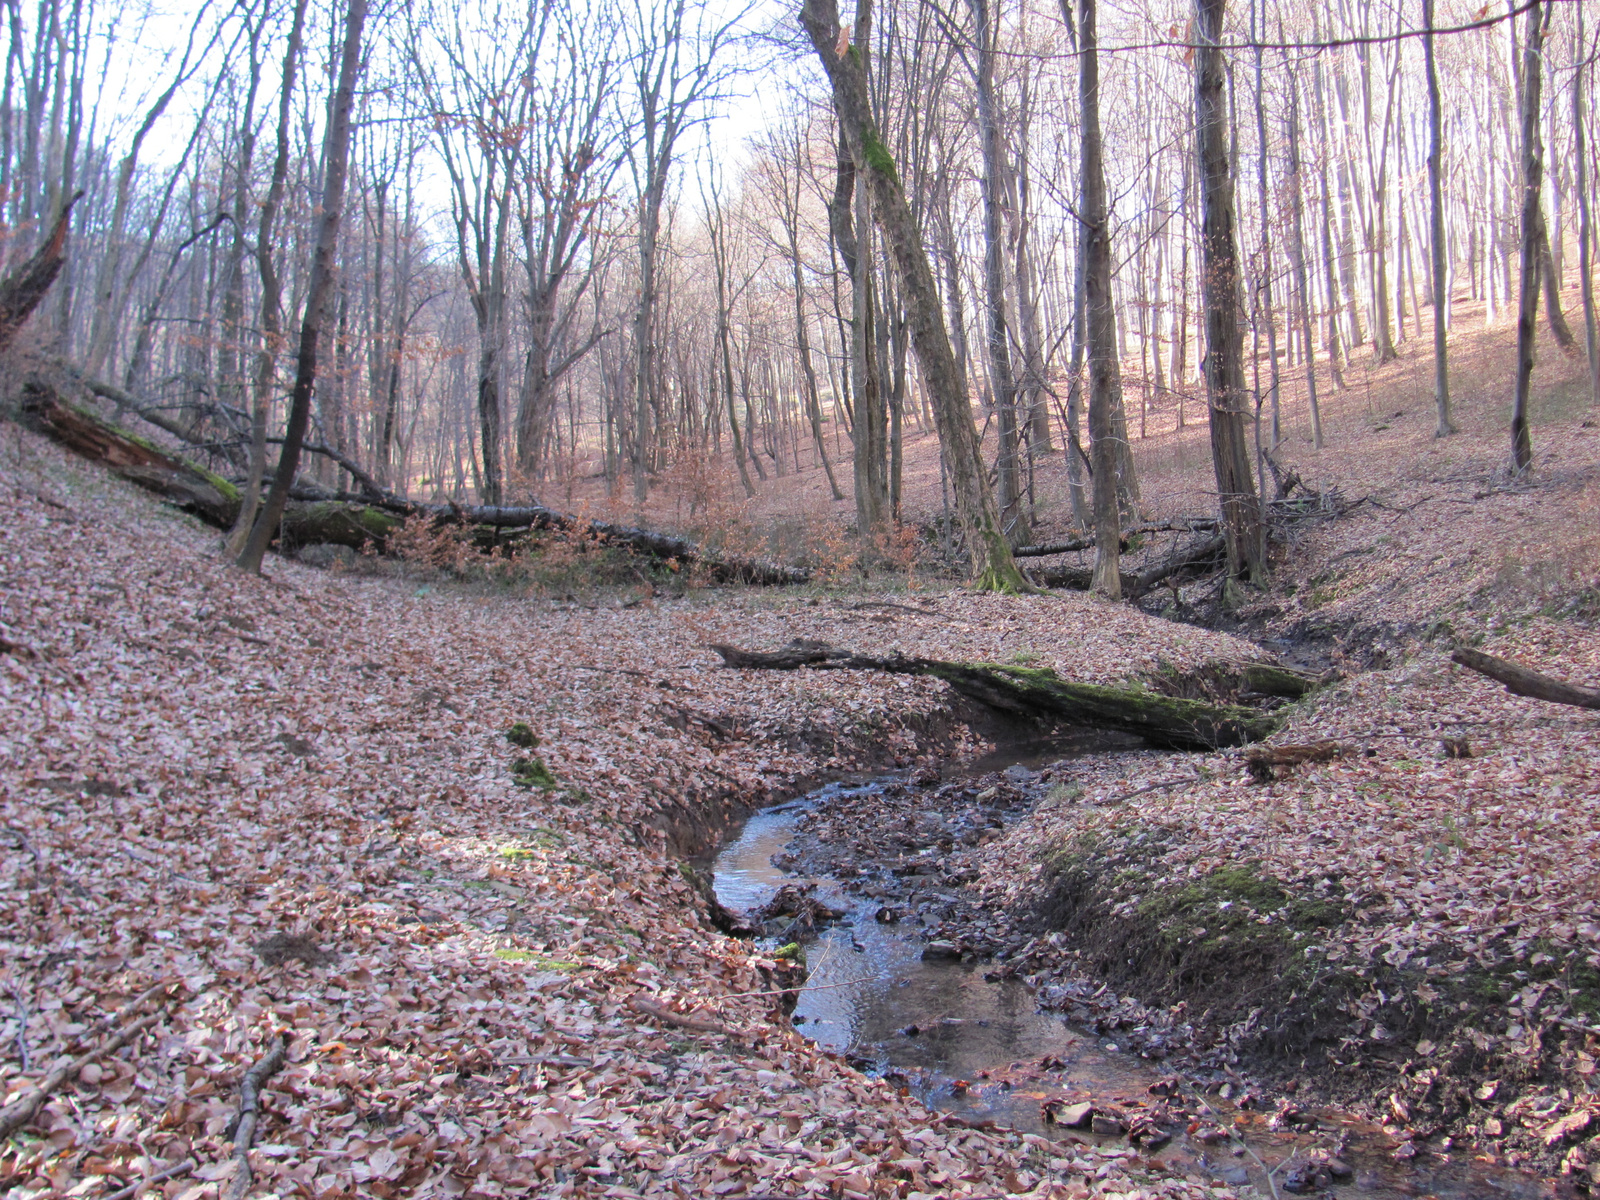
[1240,662,1327,698]
[1452,647,1600,710]
[22,383,810,583]
[20,385,398,551]
[1243,740,1348,782]
[708,641,1280,750]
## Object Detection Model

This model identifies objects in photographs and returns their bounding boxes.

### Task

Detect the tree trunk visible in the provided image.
[0,191,78,353]
[800,0,1025,591]
[969,0,1027,545]
[1195,0,1263,583]
[1285,59,1323,447]
[1251,5,1280,447]
[1578,0,1600,407]
[1075,0,1121,598]
[236,0,367,573]
[1513,0,1549,475]
[1423,0,1455,436]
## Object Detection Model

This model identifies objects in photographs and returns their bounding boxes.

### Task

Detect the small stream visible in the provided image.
[713,771,1558,1200]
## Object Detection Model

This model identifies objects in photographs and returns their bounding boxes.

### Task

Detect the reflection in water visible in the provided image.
[713,785,1558,1200]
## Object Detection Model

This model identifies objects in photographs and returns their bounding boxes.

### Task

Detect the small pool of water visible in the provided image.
[713,779,1558,1200]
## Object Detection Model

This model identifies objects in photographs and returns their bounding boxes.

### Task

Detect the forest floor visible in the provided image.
[2,421,1264,1199]
[5,304,1600,1200]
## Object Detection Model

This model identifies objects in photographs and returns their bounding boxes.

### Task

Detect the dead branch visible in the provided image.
[101,1157,197,1200]
[0,193,83,353]
[0,1009,165,1139]
[1452,647,1600,710]
[1243,740,1351,783]
[226,1032,289,1200]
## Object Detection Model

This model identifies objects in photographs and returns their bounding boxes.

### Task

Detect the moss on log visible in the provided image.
[21,385,396,552]
[708,642,1280,750]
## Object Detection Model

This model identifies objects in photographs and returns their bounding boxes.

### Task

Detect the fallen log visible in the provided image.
[1026,535,1227,600]
[1452,647,1600,710]
[20,385,400,551]
[22,384,809,583]
[1013,519,1220,558]
[707,641,1279,750]
[1243,740,1349,783]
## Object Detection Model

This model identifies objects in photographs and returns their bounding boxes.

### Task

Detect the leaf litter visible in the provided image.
[1,426,1248,1198]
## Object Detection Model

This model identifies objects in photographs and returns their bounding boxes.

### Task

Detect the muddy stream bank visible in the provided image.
[709,740,1558,1200]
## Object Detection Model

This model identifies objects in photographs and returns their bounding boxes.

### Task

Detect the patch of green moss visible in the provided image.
[506,722,540,749]
[511,756,558,790]
[493,949,579,969]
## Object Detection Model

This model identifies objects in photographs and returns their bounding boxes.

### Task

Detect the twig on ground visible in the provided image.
[226,1032,290,1200]
[11,987,30,1071]
[0,1009,166,1139]
[1192,1091,1281,1200]
[117,845,211,888]
[1090,776,1202,805]
[626,994,743,1037]
[841,601,946,617]
[100,1157,196,1200]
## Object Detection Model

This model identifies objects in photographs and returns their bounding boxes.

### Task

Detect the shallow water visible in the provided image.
[713,779,1559,1200]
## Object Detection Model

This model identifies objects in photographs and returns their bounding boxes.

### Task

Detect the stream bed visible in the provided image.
[712,768,1559,1200]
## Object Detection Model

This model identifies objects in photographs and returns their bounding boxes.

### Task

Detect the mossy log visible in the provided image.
[21,385,398,551]
[708,641,1280,750]
[52,376,806,583]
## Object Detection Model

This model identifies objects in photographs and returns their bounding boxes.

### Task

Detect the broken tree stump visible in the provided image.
[1243,740,1349,783]
[708,642,1281,750]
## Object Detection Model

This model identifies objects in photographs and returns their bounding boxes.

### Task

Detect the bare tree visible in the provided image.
[800,0,1024,590]
[1512,0,1550,474]
[226,0,308,556]
[511,1,624,482]
[1069,0,1121,597]
[1578,0,1599,406]
[623,0,744,505]
[1195,0,1262,582]
[237,0,367,572]
[1423,0,1454,435]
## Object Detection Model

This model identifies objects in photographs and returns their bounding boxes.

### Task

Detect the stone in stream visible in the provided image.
[921,940,962,961]
[1046,1101,1095,1129]
[1090,1112,1127,1137]
[1322,1156,1353,1181]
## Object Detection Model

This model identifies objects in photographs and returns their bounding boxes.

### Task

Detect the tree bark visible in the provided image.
[1194,0,1263,583]
[1075,0,1122,598]
[1513,0,1550,475]
[708,641,1281,750]
[1578,0,1600,407]
[799,0,1025,591]
[236,0,367,573]
[1423,0,1455,436]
